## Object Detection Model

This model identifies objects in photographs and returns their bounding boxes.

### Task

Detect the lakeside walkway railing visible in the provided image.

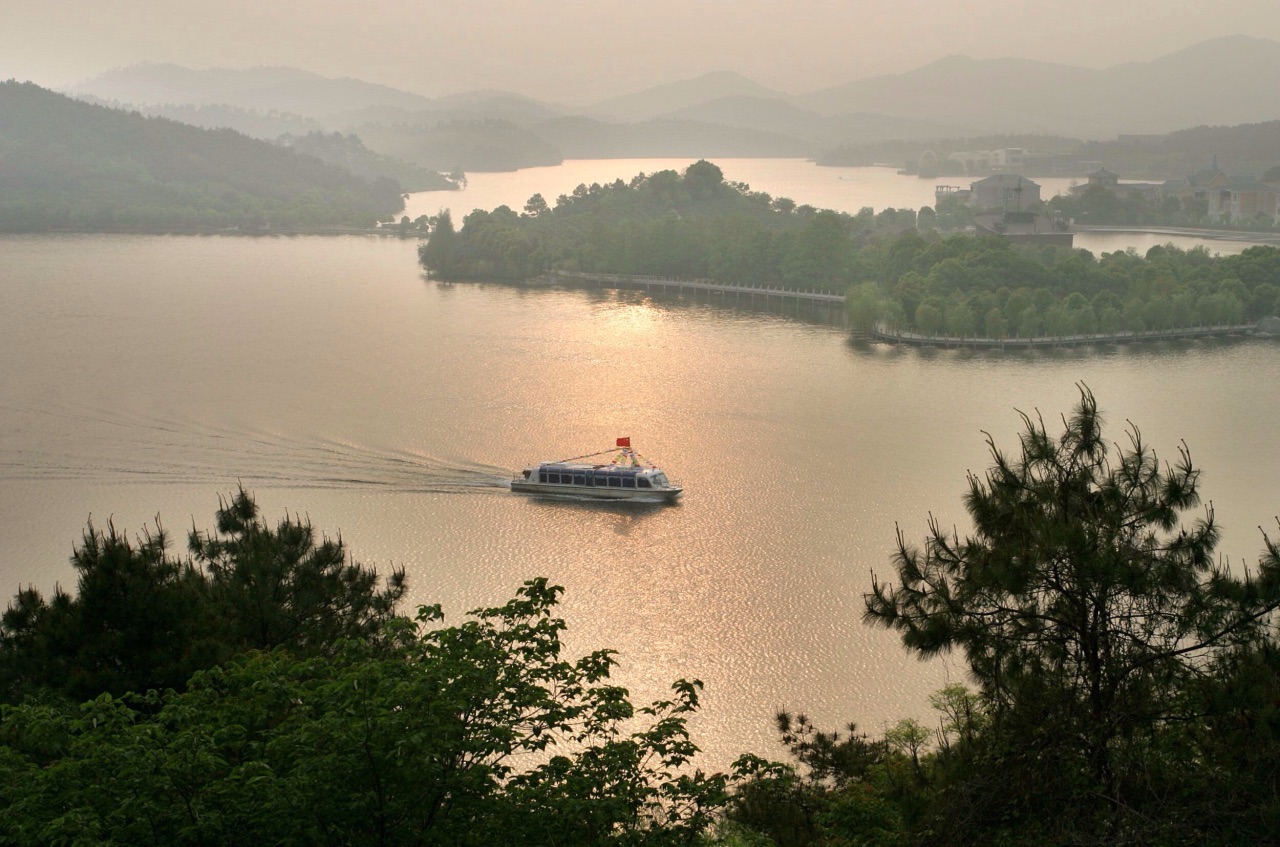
[537,271,1262,348]
[544,270,847,303]
[871,322,1259,349]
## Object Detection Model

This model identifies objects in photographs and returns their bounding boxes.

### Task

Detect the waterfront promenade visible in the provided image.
[544,270,845,303]
[1074,224,1280,247]
[539,270,1263,348]
[871,323,1258,349]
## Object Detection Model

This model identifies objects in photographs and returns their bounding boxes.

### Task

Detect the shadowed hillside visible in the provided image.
[66,63,437,117]
[0,81,406,231]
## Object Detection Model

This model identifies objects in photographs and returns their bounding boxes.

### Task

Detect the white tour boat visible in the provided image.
[511,438,682,503]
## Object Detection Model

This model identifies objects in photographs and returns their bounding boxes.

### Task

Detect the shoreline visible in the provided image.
[6,223,1278,244]
[1073,224,1280,245]
[870,322,1268,349]
[0,225,423,238]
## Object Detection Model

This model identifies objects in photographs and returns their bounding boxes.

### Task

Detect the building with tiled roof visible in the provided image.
[974,211,1074,247]
[969,174,1041,211]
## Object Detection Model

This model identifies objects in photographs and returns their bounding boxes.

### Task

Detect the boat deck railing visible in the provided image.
[538,272,1263,348]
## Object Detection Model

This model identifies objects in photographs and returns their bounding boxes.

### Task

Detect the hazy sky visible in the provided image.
[3,0,1279,103]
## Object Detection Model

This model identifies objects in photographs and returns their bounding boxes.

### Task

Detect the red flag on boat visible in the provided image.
[616,436,631,448]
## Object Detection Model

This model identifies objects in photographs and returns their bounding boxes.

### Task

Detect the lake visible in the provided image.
[3,165,1279,770]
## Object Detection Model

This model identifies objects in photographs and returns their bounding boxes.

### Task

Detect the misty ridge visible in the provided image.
[59,35,1280,175]
[0,81,417,232]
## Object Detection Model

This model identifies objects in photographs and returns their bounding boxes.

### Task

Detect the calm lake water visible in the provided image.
[3,163,1279,769]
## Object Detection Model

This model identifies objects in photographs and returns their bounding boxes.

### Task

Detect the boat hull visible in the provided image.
[510,479,682,503]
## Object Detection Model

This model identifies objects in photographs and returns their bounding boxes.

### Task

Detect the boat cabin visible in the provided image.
[511,441,682,503]
[528,463,672,491]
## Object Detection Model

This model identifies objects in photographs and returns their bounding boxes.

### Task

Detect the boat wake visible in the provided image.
[0,403,511,493]
[520,491,672,509]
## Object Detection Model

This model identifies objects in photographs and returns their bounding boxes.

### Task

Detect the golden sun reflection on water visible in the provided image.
[3,234,1280,769]
[595,299,665,337]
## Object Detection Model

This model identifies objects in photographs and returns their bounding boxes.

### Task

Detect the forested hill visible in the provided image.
[278,131,457,192]
[418,160,880,288]
[0,81,406,231]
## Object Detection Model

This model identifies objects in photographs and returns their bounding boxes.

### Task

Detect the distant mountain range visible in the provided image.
[63,36,1280,173]
[799,36,1280,137]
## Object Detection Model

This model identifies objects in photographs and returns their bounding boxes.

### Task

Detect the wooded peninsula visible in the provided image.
[420,160,1280,337]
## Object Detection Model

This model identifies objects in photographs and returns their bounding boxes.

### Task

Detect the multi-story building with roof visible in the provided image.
[1217,177,1280,224]
[1164,164,1280,224]
[969,174,1040,211]
[1068,162,1278,224]
[1070,169,1166,202]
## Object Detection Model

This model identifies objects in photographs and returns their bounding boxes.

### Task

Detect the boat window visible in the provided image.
[623,478,636,488]
[594,476,607,486]
[549,473,561,484]
[637,477,651,488]
[654,473,668,486]
[539,471,549,483]
[573,475,586,485]
[608,477,622,487]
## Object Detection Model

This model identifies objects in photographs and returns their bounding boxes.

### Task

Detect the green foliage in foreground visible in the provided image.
[5,391,1280,845]
[0,488,406,704]
[417,159,1280,336]
[0,580,728,846]
[728,388,1280,847]
[0,81,406,231]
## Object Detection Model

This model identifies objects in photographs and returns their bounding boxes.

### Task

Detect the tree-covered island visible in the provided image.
[419,161,1280,340]
[3,390,1280,845]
